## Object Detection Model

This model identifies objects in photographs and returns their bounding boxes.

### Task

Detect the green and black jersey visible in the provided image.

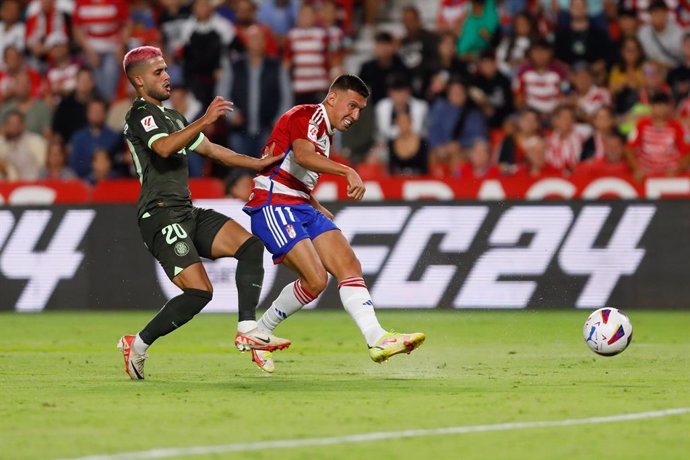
[124,97,205,218]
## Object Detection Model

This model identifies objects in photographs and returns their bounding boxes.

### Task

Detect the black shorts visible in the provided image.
[138,206,230,280]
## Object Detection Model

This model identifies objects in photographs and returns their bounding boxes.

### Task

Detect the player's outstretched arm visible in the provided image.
[293,139,365,200]
[309,196,334,220]
[194,139,284,170]
[150,96,233,158]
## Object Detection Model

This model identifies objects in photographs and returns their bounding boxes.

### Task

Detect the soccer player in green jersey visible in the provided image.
[117,46,289,379]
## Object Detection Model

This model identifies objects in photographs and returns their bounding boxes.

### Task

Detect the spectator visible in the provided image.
[609,37,645,113]
[427,78,488,176]
[623,0,680,25]
[637,1,683,69]
[457,138,499,179]
[228,25,291,160]
[0,46,45,102]
[513,136,563,178]
[72,0,130,102]
[319,0,346,78]
[496,11,536,77]
[437,0,470,34]
[180,0,235,106]
[514,39,567,116]
[667,33,690,102]
[582,106,621,161]
[52,67,98,144]
[0,70,52,137]
[0,0,25,58]
[233,0,279,57]
[45,32,80,101]
[0,110,46,181]
[284,3,329,104]
[574,132,632,177]
[470,48,513,129]
[546,104,586,173]
[225,168,255,200]
[158,0,192,56]
[618,60,672,133]
[554,0,612,82]
[68,98,121,179]
[86,148,119,185]
[374,74,428,147]
[359,31,407,105]
[456,0,500,60]
[399,5,439,96]
[388,111,428,176]
[613,7,639,52]
[25,0,72,69]
[498,108,542,172]
[569,63,611,121]
[128,0,161,50]
[627,92,690,179]
[38,140,77,180]
[256,0,299,46]
[425,32,470,102]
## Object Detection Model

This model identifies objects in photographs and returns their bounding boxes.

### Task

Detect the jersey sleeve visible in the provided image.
[286,108,319,149]
[127,105,173,149]
[176,112,206,151]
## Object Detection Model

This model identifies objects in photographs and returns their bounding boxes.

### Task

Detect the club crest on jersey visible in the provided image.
[174,241,189,256]
[141,115,158,132]
[285,224,296,239]
[307,122,319,142]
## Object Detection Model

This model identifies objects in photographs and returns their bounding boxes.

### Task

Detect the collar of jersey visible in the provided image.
[138,97,166,112]
[318,103,335,135]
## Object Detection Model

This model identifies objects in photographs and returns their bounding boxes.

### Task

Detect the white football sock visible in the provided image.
[258,280,316,333]
[237,320,258,334]
[133,333,149,354]
[338,277,386,346]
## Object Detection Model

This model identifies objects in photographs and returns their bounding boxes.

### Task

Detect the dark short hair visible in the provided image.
[386,73,411,91]
[374,31,394,43]
[649,0,669,11]
[650,92,672,105]
[330,74,370,98]
[3,109,24,124]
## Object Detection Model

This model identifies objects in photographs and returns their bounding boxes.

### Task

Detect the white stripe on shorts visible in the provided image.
[263,207,287,246]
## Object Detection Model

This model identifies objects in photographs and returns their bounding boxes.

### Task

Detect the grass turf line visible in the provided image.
[0,310,688,460]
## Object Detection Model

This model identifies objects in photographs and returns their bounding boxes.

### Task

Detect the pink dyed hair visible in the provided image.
[122,46,163,75]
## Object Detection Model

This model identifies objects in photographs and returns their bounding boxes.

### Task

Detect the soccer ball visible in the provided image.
[583,308,633,356]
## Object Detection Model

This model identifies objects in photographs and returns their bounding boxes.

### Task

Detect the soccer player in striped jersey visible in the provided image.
[242,75,425,371]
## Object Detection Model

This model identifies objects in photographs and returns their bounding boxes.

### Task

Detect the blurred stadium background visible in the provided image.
[1,0,690,459]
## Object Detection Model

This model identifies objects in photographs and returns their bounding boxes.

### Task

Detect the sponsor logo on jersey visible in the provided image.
[141,115,158,132]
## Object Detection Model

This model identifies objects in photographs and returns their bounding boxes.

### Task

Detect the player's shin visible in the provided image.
[234,236,265,333]
[138,288,213,346]
[258,280,316,332]
[338,277,386,346]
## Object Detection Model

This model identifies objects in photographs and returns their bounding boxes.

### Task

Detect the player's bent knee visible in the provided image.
[177,288,213,322]
[235,236,264,263]
[303,272,328,296]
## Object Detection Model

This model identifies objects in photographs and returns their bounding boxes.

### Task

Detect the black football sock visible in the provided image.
[234,236,265,322]
[138,288,213,345]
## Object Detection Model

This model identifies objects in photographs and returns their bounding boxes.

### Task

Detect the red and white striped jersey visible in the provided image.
[577,86,611,118]
[72,0,128,54]
[25,0,70,49]
[515,63,566,114]
[546,128,587,172]
[284,27,330,94]
[245,104,333,209]
[629,116,689,175]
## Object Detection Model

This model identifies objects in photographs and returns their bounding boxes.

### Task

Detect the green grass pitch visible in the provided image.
[1,310,689,460]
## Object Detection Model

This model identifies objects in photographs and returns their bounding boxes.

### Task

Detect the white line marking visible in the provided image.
[58,407,690,460]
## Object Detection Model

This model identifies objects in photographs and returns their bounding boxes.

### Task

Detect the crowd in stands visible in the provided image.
[2,0,690,198]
